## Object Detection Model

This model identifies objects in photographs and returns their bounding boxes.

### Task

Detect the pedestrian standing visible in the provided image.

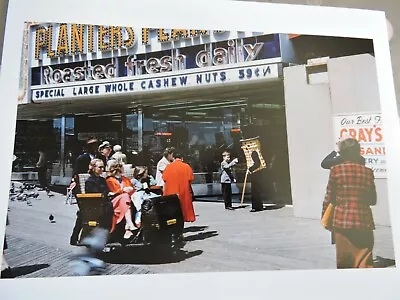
[220,151,238,210]
[320,135,366,245]
[248,150,264,212]
[155,147,175,188]
[111,144,127,164]
[98,141,113,166]
[162,150,196,222]
[36,148,48,190]
[322,138,377,268]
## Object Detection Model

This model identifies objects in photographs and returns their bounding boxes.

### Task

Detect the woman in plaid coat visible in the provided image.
[322,138,377,269]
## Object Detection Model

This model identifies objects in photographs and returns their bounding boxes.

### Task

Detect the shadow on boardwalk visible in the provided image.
[12,264,50,277]
[101,248,203,265]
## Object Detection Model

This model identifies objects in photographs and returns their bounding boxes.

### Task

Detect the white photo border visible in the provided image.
[1,0,399,299]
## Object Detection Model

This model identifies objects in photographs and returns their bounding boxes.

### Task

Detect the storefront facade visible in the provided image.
[13,22,377,207]
[13,23,295,203]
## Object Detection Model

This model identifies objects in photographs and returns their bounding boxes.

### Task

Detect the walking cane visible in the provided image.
[240,169,249,206]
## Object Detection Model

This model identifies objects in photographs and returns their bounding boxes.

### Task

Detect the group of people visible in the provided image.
[70,138,197,245]
[65,133,379,270]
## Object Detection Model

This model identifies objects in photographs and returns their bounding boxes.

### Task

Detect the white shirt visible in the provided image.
[155,156,170,187]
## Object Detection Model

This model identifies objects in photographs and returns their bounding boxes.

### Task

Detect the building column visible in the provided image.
[60,115,66,177]
[121,113,127,150]
[137,106,143,152]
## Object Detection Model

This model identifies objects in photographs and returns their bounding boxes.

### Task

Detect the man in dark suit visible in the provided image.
[248,150,264,212]
[70,137,100,246]
[73,138,100,178]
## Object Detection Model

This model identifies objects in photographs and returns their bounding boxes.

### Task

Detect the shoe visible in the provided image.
[70,239,78,246]
[250,209,262,212]
[225,207,234,210]
[124,230,133,239]
[125,223,137,231]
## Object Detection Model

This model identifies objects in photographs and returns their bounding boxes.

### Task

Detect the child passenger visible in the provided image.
[131,167,158,227]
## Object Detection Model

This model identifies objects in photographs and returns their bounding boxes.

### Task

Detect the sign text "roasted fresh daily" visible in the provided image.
[32,64,278,100]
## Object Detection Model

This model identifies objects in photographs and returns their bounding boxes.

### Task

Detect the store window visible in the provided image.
[64,117,76,177]
[139,103,246,175]
[12,119,60,176]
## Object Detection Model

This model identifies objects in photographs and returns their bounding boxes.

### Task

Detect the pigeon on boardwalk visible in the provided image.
[49,214,55,223]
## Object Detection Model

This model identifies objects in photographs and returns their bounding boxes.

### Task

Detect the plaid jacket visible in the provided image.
[322,161,377,230]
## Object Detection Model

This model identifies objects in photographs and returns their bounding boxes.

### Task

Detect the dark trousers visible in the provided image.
[221,183,232,208]
[101,202,114,232]
[38,167,47,188]
[250,172,264,211]
[70,211,82,243]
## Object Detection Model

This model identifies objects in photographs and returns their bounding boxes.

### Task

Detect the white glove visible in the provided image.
[233,158,239,164]
[123,186,134,193]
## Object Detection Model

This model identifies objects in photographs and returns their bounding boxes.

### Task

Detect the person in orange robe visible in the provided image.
[162,150,196,222]
[105,160,136,239]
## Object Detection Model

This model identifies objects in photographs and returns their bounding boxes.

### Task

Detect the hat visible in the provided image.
[98,141,112,151]
[113,145,122,152]
[133,166,147,179]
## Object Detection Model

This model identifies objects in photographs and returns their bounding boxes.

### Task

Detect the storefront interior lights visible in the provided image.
[87,113,121,118]
[186,112,207,116]
[159,100,245,111]
[189,103,246,111]
[252,104,283,109]
[185,121,213,124]
[153,101,196,108]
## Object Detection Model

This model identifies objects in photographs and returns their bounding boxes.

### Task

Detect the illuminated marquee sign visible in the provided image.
[33,24,216,60]
[124,40,263,76]
[39,39,268,85]
[43,63,115,84]
[32,62,282,101]
[333,113,386,178]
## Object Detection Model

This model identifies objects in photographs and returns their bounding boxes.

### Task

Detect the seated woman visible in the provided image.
[105,160,137,239]
[84,159,114,233]
[131,166,159,227]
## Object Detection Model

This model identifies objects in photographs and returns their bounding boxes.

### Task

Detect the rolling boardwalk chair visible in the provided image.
[70,173,109,276]
[75,173,106,241]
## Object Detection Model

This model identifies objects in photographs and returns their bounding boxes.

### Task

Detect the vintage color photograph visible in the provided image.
[1,22,396,279]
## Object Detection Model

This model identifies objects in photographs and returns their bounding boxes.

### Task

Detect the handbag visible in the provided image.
[321,203,335,231]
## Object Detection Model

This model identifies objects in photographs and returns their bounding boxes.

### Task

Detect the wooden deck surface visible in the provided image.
[2,190,396,278]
